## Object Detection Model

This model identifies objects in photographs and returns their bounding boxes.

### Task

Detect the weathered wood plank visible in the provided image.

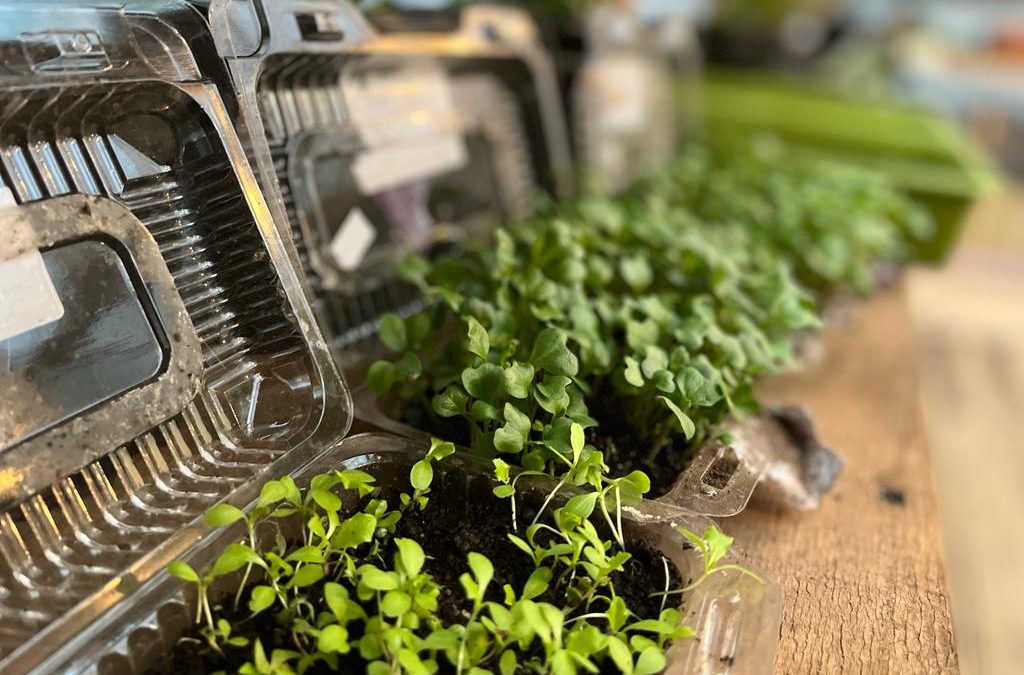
[726,285,958,674]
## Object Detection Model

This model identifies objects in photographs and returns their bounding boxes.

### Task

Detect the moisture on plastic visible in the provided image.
[0,2,352,671]
[205,0,573,355]
[37,432,782,675]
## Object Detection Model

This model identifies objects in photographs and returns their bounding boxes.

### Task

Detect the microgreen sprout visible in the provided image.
[167,438,697,673]
[368,141,930,501]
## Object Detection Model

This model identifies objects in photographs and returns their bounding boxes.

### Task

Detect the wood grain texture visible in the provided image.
[726,285,958,675]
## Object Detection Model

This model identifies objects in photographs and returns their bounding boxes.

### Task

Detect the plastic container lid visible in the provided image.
[0,2,352,670]
[204,0,573,354]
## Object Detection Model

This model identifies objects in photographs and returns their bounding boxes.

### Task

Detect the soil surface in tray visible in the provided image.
[149,479,682,674]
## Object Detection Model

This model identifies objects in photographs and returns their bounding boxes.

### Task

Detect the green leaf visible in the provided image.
[203,503,245,528]
[367,360,396,394]
[702,525,734,568]
[249,585,276,614]
[311,488,341,513]
[623,356,645,387]
[470,400,500,423]
[466,317,490,360]
[432,385,469,418]
[286,546,325,564]
[395,538,426,577]
[428,438,456,461]
[522,567,551,600]
[493,485,515,498]
[359,565,400,591]
[607,596,629,632]
[626,320,659,351]
[290,564,324,588]
[410,460,433,492]
[503,362,535,399]
[394,352,422,380]
[461,363,507,403]
[680,366,720,407]
[324,582,350,620]
[381,590,412,617]
[258,480,288,508]
[467,552,494,590]
[620,255,653,291]
[404,310,433,350]
[659,396,696,439]
[570,422,585,463]
[499,650,518,675]
[168,560,199,584]
[334,512,376,549]
[377,313,407,352]
[211,543,260,578]
[606,636,633,675]
[493,403,531,454]
[493,458,512,483]
[635,647,666,675]
[529,328,579,377]
[551,650,575,675]
[534,374,572,416]
[564,492,598,521]
[317,624,349,654]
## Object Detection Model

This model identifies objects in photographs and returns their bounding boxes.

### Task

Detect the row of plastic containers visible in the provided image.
[0,1,990,673]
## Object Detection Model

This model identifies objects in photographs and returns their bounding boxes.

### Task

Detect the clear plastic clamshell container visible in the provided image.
[203,0,574,357]
[0,1,352,671]
[35,432,782,675]
[571,2,681,194]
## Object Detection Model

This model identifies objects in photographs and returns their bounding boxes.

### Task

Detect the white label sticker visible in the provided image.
[353,135,467,195]
[0,249,65,341]
[329,208,377,272]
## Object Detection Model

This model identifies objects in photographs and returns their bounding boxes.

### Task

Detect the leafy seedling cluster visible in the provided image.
[368,142,931,492]
[166,440,748,674]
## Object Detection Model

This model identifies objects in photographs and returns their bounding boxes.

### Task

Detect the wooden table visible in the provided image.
[726,285,959,674]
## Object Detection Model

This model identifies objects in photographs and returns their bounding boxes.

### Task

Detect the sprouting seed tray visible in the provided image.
[203,0,573,357]
[39,432,782,675]
[0,1,352,671]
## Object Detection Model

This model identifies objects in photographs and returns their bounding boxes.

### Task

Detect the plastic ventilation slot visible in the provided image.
[0,81,313,657]
[0,396,285,658]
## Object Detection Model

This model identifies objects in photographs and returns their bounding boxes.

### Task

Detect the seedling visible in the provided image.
[166,439,703,673]
[368,141,930,496]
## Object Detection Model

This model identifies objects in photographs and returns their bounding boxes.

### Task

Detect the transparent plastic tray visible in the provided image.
[0,1,352,670]
[204,0,573,355]
[37,432,782,675]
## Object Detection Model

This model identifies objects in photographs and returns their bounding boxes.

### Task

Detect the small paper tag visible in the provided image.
[0,249,65,341]
[353,135,467,195]
[329,208,377,272]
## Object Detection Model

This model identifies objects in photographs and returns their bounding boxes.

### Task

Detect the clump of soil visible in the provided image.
[149,471,681,674]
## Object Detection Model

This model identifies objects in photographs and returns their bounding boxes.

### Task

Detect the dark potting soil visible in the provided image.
[398,402,694,500]
[148,479,680,674]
